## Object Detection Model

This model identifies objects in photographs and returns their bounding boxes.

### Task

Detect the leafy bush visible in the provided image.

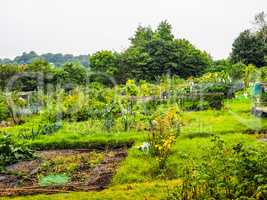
[178,82,235,111]
[0,134,35,168]
[179,96,210,111]
[204,95,224,110]
[125,79,139,96]
[259,90,267,106]
[167,137,267,200]
[259,67,267,82]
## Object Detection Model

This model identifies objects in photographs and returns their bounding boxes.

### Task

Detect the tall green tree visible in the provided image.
[22,59,57,91]
[205,59,232,73]
[58,62,88,88]
[231,12,267,67]
[254,11,267,43]
[173,39,212,78]
[90,50,119,76]
[89,50,121,85]
[231,30,266,67]
[119,21,211,81]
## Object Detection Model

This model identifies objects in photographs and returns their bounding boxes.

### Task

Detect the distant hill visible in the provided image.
[0,51,90,67]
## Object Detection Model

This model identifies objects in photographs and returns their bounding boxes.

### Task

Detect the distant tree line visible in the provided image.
[0,60,88,91]
[0,51,90,67]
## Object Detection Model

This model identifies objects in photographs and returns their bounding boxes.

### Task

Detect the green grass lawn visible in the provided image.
[181,99,267,138]
[1,99,267,199]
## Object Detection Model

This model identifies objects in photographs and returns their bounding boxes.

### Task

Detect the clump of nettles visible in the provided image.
[148,106,181,170]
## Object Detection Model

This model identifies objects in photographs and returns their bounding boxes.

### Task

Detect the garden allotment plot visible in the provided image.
[0,148,127,196]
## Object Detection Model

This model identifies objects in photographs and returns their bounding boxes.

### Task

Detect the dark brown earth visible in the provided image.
[0,148,127,196]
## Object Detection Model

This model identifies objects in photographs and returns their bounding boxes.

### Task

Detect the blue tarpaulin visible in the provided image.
[253,83,262,96]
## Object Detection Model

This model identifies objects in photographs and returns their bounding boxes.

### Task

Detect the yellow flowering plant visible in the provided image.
[148,105,182,169]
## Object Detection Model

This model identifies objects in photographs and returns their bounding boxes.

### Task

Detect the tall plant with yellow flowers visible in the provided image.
[149,106,182,169]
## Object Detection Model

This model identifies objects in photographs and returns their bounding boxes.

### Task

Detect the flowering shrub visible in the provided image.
[149,106,181,169]
[194,71,230,84]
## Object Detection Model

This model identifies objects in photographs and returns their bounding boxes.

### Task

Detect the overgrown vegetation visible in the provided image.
[167,137,267,199]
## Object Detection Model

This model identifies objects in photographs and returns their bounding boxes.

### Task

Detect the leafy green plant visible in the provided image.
[125,79,139,96]
[121,112,133,131]
[19,122,62,140]
[0,134,35,168]
[102,103,117,131]
[0,94,8,121]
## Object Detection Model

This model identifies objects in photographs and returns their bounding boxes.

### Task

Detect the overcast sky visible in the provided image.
[0,0,266,60]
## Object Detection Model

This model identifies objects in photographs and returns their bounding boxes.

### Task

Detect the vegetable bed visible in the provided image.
[0,148,127,196]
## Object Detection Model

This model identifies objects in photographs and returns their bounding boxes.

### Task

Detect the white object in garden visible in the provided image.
[139,142,150,152]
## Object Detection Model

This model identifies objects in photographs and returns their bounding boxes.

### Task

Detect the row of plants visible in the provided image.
[18,122,62,140]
